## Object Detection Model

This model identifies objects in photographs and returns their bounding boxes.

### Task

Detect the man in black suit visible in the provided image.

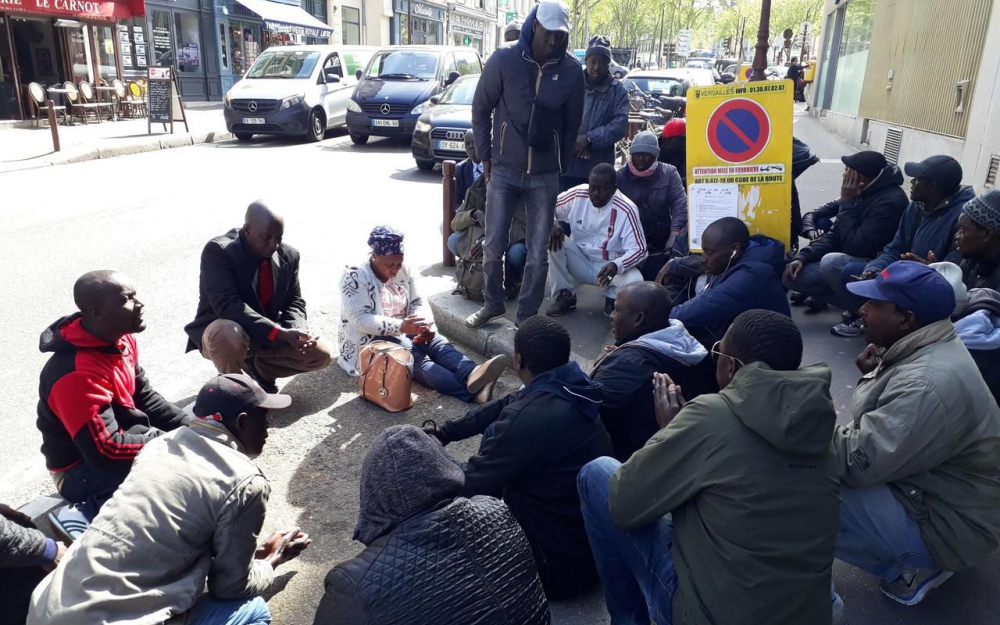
[185,201,332,391]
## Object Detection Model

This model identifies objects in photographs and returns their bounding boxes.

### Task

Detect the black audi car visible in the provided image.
[411,74,478,170]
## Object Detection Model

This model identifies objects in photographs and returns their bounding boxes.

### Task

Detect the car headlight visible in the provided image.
[410,100,431,115]
[279,94,305,110]
[347,99,362,113]
[224,93,232,108]
[415,120,432,133]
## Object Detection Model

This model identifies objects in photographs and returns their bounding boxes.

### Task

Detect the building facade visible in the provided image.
[811,0,1000,193]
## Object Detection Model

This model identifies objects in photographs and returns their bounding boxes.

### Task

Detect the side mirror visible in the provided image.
[323,68,341,83]
[429,95,440,105]
[444,70,460,86]
[355,68,363,80]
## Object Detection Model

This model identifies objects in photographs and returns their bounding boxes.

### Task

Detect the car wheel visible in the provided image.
[235,132,254,142]
[306,109,325,143]
[350,132,369,145]
[415,159,435,171]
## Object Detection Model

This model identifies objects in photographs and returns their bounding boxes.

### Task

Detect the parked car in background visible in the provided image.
[223,45,376,143]
[766,65,789,80]
[346,45,482,145]
[623,72,689,98]
[411,74,478,170]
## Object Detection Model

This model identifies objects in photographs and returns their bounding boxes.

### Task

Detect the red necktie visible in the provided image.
[258,259,274,308]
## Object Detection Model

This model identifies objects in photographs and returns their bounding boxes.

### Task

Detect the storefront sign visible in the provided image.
[450,13,484,34]
[264,19,331,38]
[0,0,144,20]
[393,0,443,21]
[685,80,793,251]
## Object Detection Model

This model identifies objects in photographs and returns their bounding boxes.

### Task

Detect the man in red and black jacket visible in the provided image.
[37,270,190,520]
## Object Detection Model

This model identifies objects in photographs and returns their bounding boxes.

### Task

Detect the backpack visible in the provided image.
[453,175,488,302]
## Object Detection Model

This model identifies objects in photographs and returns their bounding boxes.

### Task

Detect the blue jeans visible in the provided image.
[186,595,270,625]
[578,457,679,625]
[835,484,938,581]
[381,334,477,402]
[448,233,527,280]
[58,462,131,520]
[817,253,870,314]
[483,164,560,320]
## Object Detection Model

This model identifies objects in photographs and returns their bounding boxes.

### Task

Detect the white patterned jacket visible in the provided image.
[337,260,432,376]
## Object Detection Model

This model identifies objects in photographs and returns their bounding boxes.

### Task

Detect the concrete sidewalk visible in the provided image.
[0,103,232,174]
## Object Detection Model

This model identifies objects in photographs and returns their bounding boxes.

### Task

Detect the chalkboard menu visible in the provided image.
[147,74,171,123]
[147,67,189,134]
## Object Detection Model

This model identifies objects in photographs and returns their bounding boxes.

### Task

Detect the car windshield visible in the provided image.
[438,77,478,105]
[626,77,686,97]
[246,50,320,79]
[366,50,438,80]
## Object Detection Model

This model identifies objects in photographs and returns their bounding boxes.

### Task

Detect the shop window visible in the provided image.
[95,25,119,81]
[175,12,202,73]
[151,10,174,68]
[229,21,261,76]
[343,7,361,45]
[219,22,229,70]
[117,18,148,76]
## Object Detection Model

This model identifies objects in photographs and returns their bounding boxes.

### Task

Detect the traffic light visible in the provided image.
[723,36,733,52]
[662,42,676,57]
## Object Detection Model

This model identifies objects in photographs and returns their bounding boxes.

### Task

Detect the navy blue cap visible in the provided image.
[847,261,956,323]
[903,155,963,193]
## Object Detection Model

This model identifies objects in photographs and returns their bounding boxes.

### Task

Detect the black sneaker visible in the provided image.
[789,291,809,306]
[545,290,577,317]
[466,305,506,329]
[803,296,829,313]
[243,358,278,393]
[604,297,616,317]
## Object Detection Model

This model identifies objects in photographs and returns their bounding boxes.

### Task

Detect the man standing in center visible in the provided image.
[467,0,585,329]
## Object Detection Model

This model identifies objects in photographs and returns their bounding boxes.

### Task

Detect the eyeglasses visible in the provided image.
[711,341,745,368]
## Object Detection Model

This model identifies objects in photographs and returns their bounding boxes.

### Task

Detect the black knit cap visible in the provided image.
[841,150,887,181]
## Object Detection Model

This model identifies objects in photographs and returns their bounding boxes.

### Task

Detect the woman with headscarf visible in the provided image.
[338,226,506,403]
[616,130,688,281]
[313,425,550,625]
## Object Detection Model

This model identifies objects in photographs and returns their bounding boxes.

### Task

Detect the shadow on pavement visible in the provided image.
[389,166,441,184]
[272,364,351,429]
[321,136,409,154]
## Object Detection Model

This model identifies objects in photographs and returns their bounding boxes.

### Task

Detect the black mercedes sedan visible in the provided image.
[411,74,478,170]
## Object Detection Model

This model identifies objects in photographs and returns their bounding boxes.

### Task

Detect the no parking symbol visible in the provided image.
[706,98,771,164]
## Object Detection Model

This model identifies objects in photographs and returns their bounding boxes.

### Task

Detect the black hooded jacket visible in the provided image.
[795,164,909,264]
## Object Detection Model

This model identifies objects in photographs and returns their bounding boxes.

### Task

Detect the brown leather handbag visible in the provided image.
[358,341,414,412]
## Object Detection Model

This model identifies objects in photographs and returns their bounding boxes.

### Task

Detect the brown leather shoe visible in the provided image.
[466,355,506,394]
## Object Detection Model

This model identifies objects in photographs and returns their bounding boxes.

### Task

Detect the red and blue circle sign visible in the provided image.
[743,66,753,80]
[706,98,772,164]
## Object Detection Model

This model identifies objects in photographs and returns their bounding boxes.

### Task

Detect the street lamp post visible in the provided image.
[750,0,771,81]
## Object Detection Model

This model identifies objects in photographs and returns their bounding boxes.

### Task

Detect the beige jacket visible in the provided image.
[836,320,1000,571]
[29,420,274,625]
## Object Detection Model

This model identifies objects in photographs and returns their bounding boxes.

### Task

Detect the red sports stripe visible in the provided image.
[617,205,648,270]
[86,412,144,460]
[602,208,618,261]
[556,189,589,208]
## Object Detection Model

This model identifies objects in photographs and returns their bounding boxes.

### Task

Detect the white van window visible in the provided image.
[325,53,342,77]
[246,50,320,79]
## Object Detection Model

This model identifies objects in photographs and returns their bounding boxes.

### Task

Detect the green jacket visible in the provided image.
[836,320,1000,572]
[608,363,840,625]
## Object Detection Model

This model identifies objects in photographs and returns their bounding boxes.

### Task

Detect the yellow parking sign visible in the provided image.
[685,79,793,252]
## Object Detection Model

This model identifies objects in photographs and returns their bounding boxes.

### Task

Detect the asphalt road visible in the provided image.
[1,108,997,625]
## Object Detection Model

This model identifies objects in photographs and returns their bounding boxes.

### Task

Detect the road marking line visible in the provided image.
[340,433,362,450]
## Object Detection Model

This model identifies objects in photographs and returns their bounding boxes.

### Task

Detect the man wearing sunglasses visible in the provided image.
[578,309,840,625]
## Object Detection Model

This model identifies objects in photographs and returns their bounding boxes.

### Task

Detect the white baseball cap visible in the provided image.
[929,261,969,316]
[535,0,570,33]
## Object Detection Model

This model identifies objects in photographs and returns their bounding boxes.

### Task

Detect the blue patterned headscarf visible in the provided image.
[368,226,405,256]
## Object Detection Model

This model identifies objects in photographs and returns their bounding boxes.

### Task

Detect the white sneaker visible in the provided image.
[48,504,89,544]
[832,592,849,625]
[880,568,954,606]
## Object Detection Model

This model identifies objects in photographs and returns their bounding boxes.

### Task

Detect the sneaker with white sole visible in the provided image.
[49,504,90,544]
[831,316,865,338]
[880,569,954,606]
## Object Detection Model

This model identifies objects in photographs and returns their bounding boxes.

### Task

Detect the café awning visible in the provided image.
[234,0,334,38]
[2,0,145,21]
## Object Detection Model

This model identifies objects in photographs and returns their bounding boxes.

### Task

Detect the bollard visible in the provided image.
[45,100,60,152]
[442,159,457,267]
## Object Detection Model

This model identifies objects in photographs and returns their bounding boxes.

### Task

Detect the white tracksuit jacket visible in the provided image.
[554,185,648,272]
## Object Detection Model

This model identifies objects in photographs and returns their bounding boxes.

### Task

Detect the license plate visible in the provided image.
[242,117,265,124]
[436,140,465,151]
[372,119,399,127]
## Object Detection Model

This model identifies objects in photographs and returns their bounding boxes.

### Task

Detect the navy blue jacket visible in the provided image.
[564,77,629,179]
[865,185,976,273]
[455,158,477,212]
[616,162,687,252]
[671,235,791,345]
[471,6,585,175]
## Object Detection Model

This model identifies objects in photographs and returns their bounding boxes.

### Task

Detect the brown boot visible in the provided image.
[466,355,506,395]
